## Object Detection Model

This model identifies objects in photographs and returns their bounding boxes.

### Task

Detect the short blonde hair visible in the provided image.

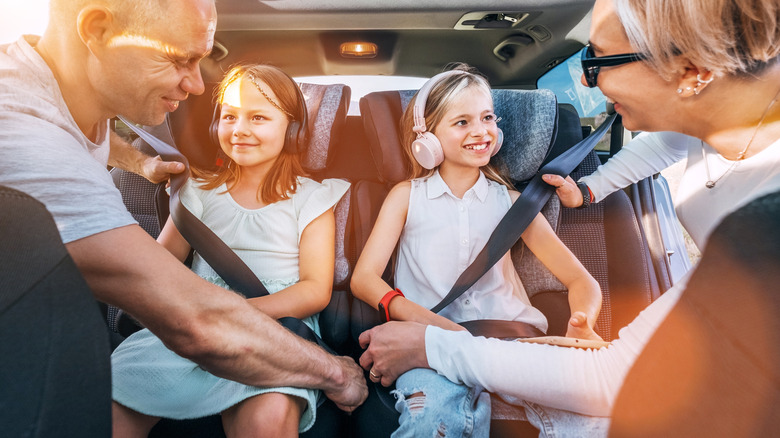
[614,0,780,77]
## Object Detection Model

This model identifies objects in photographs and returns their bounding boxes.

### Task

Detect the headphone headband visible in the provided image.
[412,70,463,135]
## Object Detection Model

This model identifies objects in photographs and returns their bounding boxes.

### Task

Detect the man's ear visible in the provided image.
[76,6,115,54]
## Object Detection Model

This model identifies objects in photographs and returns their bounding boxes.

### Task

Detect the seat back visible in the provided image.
[110,82,354,351]
[349,88,561,339]
[0,186,111,437]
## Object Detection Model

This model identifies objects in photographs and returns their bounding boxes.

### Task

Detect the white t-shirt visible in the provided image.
[0,36,134,243]
[396,170,547,331]
[179,176,350,288]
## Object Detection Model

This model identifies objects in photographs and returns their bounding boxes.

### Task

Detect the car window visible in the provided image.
[537,53,615,152]
[296,75,429,115]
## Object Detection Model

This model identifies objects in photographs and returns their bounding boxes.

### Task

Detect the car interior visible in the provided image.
[101,0,689,436]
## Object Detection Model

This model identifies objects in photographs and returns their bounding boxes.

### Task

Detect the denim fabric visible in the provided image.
[391,368,490,438]
[521,401,610,438]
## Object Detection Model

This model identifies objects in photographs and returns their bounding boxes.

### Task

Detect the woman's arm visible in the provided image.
[156,216,192,262]
[351,182,464,332]
[513,192,602,339]
[247,208,335,320]
[423,283,684,416]
[543,131,692,207]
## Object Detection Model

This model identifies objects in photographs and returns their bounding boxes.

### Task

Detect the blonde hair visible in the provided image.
[614,0,780,77]
[193,64,308,204]
[400,64,514,189]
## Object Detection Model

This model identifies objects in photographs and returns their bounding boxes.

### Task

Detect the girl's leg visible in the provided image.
[222,392,305,438]
[521,400,610,438]
[111,401,160,438]
[391,368,491,438]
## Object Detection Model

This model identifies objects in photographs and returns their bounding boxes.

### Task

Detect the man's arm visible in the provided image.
[67,224,367,411]
[108,130,184,184]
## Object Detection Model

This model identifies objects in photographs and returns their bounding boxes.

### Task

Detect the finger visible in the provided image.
[165,161,185,174]
[358,350,374,371]
[380,373,396,387]
[569,311,588,327]
[358,327,373,349]
[335,402,356,413]
[541,174,563,187]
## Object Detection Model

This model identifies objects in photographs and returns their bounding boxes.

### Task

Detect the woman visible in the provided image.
[359,0,780,435]
[542,0,780,251]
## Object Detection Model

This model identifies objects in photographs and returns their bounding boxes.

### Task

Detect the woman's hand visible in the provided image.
[565,311,604,341]
[542,174,583,208]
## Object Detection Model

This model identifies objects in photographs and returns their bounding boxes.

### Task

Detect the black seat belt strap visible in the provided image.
[431,113,617,314]
[117,117,334,354]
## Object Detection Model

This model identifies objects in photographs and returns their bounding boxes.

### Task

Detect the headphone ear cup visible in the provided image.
[491,127,504,157]
[412,132,444,170]
[209,104,221,148]
[285,120,304,153]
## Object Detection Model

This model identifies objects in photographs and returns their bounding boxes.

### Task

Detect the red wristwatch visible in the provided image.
[378,288,405,322]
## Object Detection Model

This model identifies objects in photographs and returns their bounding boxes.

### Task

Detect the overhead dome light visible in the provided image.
[340,42,378,58]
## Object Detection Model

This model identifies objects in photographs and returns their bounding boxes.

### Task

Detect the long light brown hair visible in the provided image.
[192,64,308,204]
[400,64,514,189]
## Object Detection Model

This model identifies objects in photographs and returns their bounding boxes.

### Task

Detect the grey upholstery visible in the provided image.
[110,82,353,342]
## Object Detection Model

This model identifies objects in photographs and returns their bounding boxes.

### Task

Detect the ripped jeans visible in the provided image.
[391,368,490,438]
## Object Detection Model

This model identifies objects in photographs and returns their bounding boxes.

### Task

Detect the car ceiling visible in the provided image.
[204,0,595,88]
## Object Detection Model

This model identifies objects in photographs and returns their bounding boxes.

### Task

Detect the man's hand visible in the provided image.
[542,174,583,208]
[140,155,185,184]
[322,355,368,412]
[109,130,184,184]
[358,321,429,387]
[565,311,604,341]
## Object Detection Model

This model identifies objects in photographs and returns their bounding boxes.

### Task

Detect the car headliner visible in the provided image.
[203,0,595,87]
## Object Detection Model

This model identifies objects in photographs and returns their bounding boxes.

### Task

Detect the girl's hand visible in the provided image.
[565,311,604,341]
[541,174,582,208]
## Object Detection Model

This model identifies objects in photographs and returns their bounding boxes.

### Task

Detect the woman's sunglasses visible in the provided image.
[580,45,645,88]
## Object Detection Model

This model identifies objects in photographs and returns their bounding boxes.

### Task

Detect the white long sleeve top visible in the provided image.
[424,130,780,416]
[581,131,780,249]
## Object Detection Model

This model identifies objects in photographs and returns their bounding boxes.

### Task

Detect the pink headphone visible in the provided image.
[411,70,503,170]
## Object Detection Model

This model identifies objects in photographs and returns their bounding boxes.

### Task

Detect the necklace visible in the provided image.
[703,86,780,189]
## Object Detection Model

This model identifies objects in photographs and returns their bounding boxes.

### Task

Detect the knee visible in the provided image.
[223,393,302,438]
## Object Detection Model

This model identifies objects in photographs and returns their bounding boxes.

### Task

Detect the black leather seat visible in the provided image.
[0,186,112,438]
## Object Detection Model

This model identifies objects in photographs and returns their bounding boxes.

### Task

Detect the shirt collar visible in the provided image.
[426,169,490,203]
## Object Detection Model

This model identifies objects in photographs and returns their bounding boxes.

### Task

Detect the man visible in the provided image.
[0,0,366,429]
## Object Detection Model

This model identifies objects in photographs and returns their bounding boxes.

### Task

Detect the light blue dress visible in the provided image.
[111,177,350,433]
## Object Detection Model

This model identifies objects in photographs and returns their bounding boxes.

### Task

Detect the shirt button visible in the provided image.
[465,300,471,305]
[461,239,468,245]
[459,205,465,212]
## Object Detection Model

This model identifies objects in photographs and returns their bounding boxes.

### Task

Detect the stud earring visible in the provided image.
[676,88,683,94]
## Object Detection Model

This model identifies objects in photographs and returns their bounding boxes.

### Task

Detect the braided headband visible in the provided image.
[245,72,295,119]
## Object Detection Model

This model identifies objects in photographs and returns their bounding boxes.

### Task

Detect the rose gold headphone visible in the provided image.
[411,70,503,170]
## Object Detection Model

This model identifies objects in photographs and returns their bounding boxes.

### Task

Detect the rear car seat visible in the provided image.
[109,81,355,438]
[348,88,656,437]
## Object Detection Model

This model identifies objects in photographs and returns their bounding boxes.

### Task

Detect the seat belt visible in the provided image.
[118,116,335,354]
[431,112,617,314]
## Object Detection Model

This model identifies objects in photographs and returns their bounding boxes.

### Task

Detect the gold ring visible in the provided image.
[369,369,379,379]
